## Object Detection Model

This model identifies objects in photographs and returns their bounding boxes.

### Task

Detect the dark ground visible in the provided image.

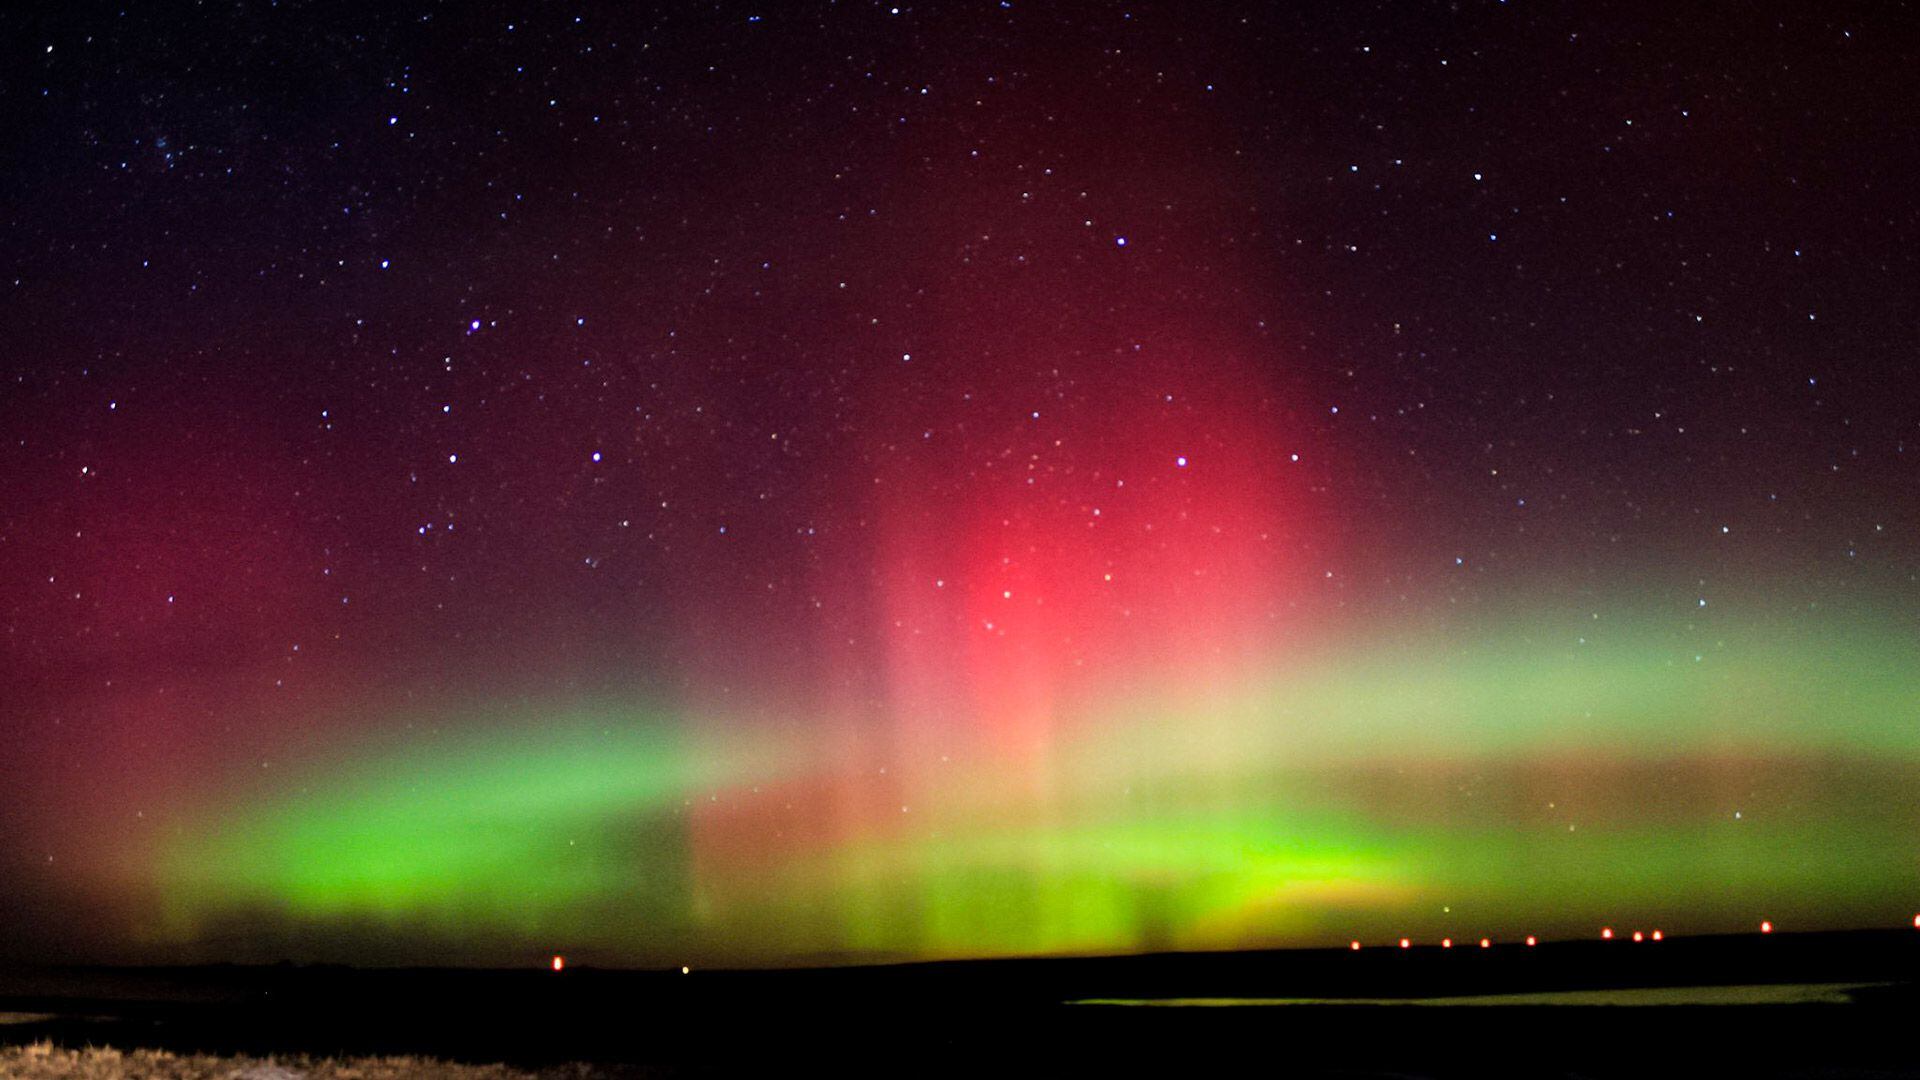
[3,930,1919,1076]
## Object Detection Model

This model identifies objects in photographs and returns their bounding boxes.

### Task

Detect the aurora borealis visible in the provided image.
[147,611,1920,965]
[4,2,1919,969]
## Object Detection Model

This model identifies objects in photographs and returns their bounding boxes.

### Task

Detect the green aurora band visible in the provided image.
[157,610,1920,965]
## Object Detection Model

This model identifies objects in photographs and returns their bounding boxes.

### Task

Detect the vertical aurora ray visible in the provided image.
[141,222,1920,964]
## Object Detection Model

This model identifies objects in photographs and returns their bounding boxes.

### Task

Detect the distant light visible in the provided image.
[1175,455,1188,468]
[1913,914,1920,930]
[681,965,691,975]
[551,955,564,972]
[1525,936,1537,947]
[1399,938,1411,949]
[1651,930,1664,941]
[1760,921,1773,934]
[1632,931,1645,942]
[1441,938,1452,949]
[1601,927,1614,940]
[1115,236,1127,247]
[1350,941,1361,951]
[591,451,602,463]
[1479,938,1491,949]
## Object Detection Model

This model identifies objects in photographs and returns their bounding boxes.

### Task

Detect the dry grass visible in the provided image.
[0,1040,649,1079]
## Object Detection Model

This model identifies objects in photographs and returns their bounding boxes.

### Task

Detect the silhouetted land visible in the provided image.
[3,930,1919,1075]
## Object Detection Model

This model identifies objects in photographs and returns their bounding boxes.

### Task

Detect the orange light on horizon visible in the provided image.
[1601,927,1614,940]
[1350,941,1362,951]
[1400,938,1411,949]
[1632,931,1644,942]
[551,955,564,972]
[1651,930,1664,941]
[1441,938,1453,949]
[1479,938,1491,949]
[1760,920,1773,934]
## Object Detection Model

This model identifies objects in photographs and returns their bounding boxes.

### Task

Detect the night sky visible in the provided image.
[4,1,1919,969]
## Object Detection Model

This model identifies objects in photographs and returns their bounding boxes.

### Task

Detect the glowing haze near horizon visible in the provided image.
[4,2,1919,968]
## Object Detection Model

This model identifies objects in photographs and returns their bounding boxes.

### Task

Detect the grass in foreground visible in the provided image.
[0,1041,658,1079]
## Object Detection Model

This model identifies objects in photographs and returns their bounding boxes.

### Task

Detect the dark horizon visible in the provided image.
[4,929,1920,1072]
